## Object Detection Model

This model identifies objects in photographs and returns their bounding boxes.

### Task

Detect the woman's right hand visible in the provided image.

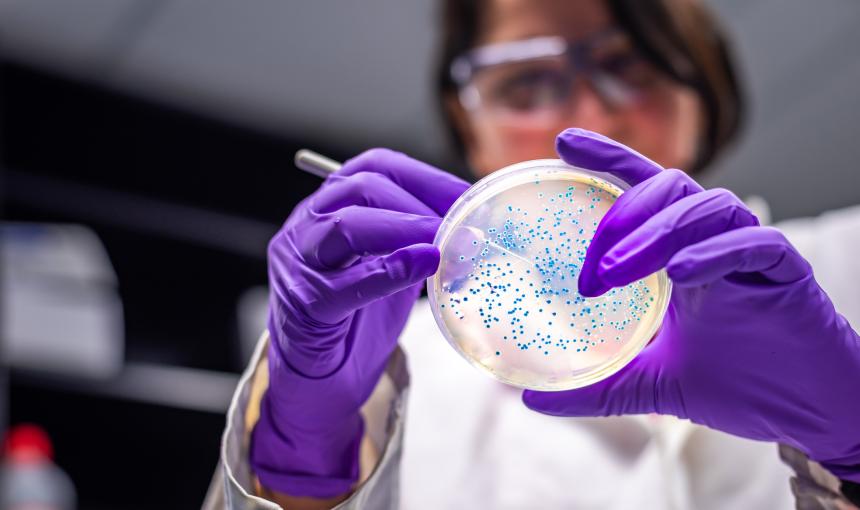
[250,148,469,499]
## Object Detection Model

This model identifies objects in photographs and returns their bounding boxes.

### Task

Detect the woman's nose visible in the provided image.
[565,79,621,137]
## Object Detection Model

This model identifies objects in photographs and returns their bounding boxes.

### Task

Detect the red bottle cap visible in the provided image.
[3,424,54,463]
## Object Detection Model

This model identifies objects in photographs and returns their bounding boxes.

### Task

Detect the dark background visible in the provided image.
[2,60,327,508]
[2,0,860,508]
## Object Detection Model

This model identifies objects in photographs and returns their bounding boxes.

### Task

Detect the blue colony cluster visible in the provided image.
[439,177,654,360]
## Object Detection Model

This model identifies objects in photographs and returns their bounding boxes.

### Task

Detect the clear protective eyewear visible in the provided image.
[450,30,660,124]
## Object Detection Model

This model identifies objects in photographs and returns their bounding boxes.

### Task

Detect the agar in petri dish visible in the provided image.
[427,159,671,391]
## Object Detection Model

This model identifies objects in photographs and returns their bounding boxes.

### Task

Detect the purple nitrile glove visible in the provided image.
[251,148,469,497]
[523,128,860,482]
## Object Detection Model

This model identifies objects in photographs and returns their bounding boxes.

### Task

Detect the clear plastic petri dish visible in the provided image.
[427,159,671,391]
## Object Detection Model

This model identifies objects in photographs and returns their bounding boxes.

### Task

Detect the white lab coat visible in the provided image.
[204,204,860,510]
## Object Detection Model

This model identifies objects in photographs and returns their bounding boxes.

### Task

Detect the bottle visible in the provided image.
[0,424,76,510]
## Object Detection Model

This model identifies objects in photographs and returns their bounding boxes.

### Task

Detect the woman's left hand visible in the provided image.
[523,128,860,482]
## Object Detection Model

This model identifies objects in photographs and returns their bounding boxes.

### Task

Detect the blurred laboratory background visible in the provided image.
[1,0,859,508]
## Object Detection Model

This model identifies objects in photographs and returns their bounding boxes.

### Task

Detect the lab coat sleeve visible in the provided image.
[774,207,860,509]
[202,331,411,510]
[779,445,860,509]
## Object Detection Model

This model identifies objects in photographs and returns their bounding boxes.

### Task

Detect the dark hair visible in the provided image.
[436,0,744,173]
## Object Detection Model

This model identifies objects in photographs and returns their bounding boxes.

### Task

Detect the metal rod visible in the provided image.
[295,149,342,178]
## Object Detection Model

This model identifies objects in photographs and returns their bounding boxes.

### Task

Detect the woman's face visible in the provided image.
[454,0,703,177]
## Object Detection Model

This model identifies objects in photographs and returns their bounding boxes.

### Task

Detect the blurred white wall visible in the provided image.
[1,0,859,221]
[703,0,860,220]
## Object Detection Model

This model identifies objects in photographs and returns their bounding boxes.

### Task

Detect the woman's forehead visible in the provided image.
[477,0,614,45]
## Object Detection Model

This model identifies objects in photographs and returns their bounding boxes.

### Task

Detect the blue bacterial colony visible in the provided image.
[431,171,667,390]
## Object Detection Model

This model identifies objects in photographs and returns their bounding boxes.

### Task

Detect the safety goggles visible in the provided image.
[450,30,661,125]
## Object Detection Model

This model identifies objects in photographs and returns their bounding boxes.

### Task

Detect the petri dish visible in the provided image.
[427,159,671,391]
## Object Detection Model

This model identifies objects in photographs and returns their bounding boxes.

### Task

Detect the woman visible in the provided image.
[204,0,860,508]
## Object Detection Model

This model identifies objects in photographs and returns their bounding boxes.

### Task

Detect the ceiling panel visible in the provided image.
[0,0,147,78]
[106,0,450,159]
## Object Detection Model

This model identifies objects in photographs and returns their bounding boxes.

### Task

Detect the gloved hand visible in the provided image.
[251,149,469,497]
[523,129,860,481]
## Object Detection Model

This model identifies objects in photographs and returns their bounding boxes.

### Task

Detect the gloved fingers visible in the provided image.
[273,243,439,326]
[311,171,437,217]
[296,206,440,269]
[331,243,440,312]
[338,148,470,216]
[667,226,812,286]
[522,346,662,417]
[555,128,664,186]
[578,169,704,297]
[596,188,759,289]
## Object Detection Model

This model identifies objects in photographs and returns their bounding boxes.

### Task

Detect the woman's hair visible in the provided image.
[436,0,744,173]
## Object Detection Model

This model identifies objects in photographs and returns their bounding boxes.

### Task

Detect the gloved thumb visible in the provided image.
[344,243,440,310]
[522,348,662,418]
[287,243,440,327]
[555,128,663,186]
